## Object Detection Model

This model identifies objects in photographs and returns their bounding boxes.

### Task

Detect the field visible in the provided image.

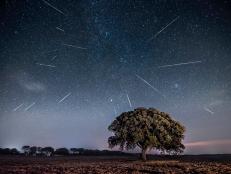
[0,155,231,174]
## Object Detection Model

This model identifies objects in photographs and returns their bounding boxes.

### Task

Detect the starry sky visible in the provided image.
[0,0,231,154]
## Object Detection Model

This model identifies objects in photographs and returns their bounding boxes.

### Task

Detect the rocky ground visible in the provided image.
[0,155,231,174]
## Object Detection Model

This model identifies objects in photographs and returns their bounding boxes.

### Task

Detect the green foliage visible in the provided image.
[108,107,185,155]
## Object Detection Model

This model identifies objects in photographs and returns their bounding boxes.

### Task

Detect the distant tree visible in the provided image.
[10,148,20,155]
[41,147,54,157]
[0,148,11,155]
[108,107,185,161]
[22,145,30,156]
[54,148,69,156]
[82,149,101,155]
[37,147,42,155]
[75,148,84,155]
[70,148,80,155]
[30,146,38,156]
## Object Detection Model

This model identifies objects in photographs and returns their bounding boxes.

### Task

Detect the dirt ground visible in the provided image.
[0,155,231,174]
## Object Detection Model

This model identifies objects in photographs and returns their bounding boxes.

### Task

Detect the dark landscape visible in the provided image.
[1,154,231,174]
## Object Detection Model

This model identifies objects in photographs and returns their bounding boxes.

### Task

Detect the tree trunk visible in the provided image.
[141,148,148,161]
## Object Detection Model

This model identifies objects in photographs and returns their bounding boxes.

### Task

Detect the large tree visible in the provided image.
[108,107,185,160]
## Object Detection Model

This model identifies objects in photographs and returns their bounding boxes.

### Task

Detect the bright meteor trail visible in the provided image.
[58,93,72,103]
[126,94,132,108]
[135,74,166,98]
[13,103,24,112]
[56,27,65,32]
[148,16,179,42]
[36,63,56,68]
[158,60,203,68]
[24,102,36,111]
[62,43,87,50]
[41,0,66,16]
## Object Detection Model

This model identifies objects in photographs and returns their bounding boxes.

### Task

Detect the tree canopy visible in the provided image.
[108,107,185,160]
[42,147,54,156]
[22,145,30,155]
[54,148,69,155]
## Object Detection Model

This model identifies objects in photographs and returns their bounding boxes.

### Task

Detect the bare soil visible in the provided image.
[0,155,231,174]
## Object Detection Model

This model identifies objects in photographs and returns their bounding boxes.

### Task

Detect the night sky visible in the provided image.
[0,0,231,154]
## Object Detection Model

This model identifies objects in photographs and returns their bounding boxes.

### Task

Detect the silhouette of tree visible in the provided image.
[22,145,30,156]
[108,107,185,161]
[54,148,69,156]
[30,146,38,156]
[10,148,19,155]
[0,148,10,155]
[75,148,84,155]
[70,148,80,155]
[41,147,54,156]
[0,148,20,155]
[37,147,42,155]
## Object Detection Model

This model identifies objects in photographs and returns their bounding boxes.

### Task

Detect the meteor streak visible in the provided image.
[158,60,202,68]
[24,102,36,111]
[126,94,132,108]
[204,107,214,115]
[13,103,24,111]
[58,92,71,103]
[135,74,166,98]
[51,55,57,61]
[56,27,65,32]
[148,16,179,42]
[42,0,66,16]
[36,63,56,68]
[63,43,87,50]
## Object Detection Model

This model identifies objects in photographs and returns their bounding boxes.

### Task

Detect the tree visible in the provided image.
[108,107,185,161]
[75,148,85,155]
[37,147,42,155]
[0,148,10,155]
[54,148,69,156]
[10,148,20,155]
[22,145,30,156]
[30,146,38,156]
[41,147,54,156]
[0,148,19,155]
[70,148,80,155]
